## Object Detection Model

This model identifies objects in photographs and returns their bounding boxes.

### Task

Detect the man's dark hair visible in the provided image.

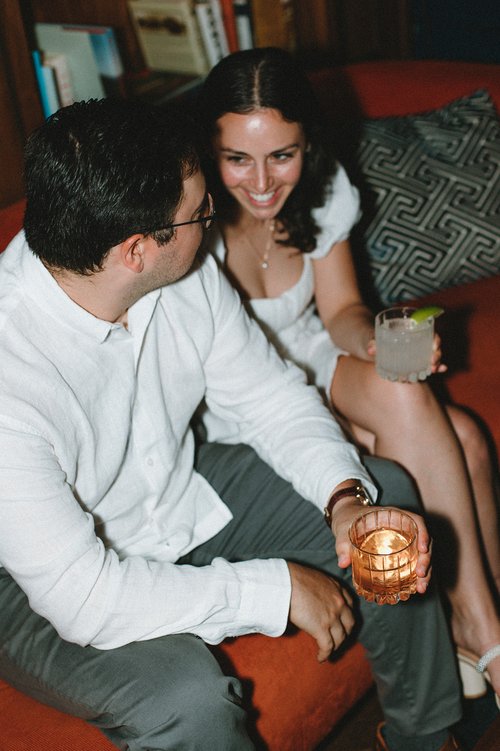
[24,98,200,274]
[196,47,337,253]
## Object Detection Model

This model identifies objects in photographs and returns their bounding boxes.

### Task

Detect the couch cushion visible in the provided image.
[353,89,500,306]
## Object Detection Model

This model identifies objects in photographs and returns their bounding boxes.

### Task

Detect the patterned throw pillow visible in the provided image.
[353,89,500,306]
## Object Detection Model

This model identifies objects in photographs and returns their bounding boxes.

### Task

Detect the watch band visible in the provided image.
[324,481,373,527]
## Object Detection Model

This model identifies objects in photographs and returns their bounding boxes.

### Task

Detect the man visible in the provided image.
[0,99,460,751]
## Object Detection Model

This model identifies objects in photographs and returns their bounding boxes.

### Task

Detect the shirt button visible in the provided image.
[146,457,154,466]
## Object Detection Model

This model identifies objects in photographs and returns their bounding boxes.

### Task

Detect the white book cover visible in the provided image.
[44,52,74,107]
[35,24,105,101]
[128,0,210,75]
[208,0,229,56]
[195,3,224,67]
[233,0,253,50]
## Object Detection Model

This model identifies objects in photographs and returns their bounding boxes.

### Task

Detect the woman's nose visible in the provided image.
[252,163,272,193]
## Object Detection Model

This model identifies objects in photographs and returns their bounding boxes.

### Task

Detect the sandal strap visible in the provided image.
[477,644,500,673]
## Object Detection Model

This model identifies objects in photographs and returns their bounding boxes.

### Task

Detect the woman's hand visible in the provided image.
[431,332,447,373]
[367,332,447,374]
[366,334,376,360]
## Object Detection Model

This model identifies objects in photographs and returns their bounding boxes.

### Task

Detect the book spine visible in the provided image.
[219,0,239,52]
[42,65,61,116]
[44,52,74,107]
[32,50,55,119]
[233,0,253,50]
[89,28,124,78]
[208,0,230,56]
[195,3,225,67]
[89,28,127,98]
[34,23,106,101]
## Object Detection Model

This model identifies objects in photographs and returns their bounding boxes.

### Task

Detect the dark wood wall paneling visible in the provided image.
[294,0,411,66]
[0,1,42,207]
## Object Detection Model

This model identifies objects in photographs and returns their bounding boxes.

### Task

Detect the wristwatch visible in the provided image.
[323,480,374,527]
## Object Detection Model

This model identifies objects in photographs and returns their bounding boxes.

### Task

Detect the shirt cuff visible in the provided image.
[207,557,291,643]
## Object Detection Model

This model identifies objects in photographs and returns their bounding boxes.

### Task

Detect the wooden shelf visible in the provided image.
[0,0,413,209]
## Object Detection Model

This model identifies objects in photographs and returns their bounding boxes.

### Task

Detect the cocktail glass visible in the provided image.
[375,306,434,383]
[349,508,418,605]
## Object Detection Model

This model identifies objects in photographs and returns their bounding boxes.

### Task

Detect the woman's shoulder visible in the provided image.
[309,163,361,260]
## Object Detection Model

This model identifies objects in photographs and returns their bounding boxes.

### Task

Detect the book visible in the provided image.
[32,50,60,118]
[195,2,226,67]
[128,0,210,75]
[35,23,105,101]
[208,0,230,56]
[233,0,253,50]
[81,25,126,98]
[36,24,125,100]
[250,0,296,50]
[219,0,239,52]
[43,52,74,108]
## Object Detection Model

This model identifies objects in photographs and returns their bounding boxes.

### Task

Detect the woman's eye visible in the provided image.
[227,155,246,164]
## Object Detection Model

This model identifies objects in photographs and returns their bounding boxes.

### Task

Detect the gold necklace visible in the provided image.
[242,219,276,270]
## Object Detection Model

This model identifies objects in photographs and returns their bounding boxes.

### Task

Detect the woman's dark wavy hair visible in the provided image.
[24,98,200,274]
[197,47,337,253]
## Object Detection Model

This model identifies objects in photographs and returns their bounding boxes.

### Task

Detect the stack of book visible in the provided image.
[33,23,125,119]
[32,2,298,115]
[128,0,296,76]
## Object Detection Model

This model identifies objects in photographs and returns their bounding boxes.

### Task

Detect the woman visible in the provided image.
[196,47,500,702]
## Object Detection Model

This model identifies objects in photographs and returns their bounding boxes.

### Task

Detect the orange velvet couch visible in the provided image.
[0,60,499,751]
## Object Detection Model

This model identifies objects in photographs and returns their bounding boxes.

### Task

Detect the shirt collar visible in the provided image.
[19,233,160,344]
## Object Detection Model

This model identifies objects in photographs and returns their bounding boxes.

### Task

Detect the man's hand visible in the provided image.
[287,562,355,663]
[330,500,433,594]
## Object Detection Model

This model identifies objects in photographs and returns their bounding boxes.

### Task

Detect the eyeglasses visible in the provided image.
[148,194,216,233]
[161,212,216,231]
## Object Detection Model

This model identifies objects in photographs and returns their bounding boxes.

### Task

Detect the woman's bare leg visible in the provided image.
[331,355,500,694]
[446,404,500,593]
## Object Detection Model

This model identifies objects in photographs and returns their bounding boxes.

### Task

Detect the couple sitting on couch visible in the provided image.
[0,48,498,751]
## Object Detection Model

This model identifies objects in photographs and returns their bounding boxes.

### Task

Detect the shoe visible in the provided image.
[374,722,461,750]
[457,645,500,709]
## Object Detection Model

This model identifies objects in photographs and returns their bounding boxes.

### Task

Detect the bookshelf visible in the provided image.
[0,0,413,209]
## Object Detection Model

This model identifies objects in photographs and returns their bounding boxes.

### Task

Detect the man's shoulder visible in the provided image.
[0,231,28,330]
[161,252,227,307]
[0,229,27,278]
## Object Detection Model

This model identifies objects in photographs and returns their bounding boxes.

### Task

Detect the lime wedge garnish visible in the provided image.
[410,306,444,323]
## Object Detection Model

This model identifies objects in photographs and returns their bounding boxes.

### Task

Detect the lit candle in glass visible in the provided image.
[349,509,418,605]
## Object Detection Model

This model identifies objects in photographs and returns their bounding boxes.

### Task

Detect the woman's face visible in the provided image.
[213,108,306,221]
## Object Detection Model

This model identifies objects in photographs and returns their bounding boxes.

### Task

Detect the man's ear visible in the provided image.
[119,234,147,273]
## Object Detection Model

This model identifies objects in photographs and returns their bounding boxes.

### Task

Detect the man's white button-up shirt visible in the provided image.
[0,232,375,649]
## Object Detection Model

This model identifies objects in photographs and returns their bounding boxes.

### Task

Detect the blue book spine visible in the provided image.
[89,28,124,78]
[41,65,61,116]
[88,27,126,98]
[32,50,52,118]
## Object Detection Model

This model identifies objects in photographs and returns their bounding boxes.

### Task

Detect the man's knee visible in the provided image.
[103,635,252,750]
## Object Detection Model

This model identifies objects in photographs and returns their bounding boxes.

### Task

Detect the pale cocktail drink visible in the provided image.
[375,306,434,383]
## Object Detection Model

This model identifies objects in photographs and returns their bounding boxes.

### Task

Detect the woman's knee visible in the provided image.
[364,456,421,512]
[334,358,438,434]
[446,405,490,475]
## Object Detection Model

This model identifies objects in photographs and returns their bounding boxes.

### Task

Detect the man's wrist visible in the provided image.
[323,480,374,527]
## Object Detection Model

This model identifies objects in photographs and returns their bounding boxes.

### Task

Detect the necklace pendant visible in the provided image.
[261,260,269,270]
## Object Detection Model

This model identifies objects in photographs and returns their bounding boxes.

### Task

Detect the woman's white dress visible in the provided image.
[203,164,360,440]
